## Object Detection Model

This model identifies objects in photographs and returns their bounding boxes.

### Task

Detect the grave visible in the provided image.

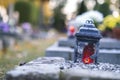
[5,57,120,80]
[5,57,65,80]
[46,42,120,64]
[46,42,74,60]
[58,37,120,49]
[46,20,120,64]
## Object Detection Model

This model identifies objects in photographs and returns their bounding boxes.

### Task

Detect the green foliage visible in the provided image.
[14,1,32,23]
[52,2,66,32]
[77,1,87,15]
[14,1,39,25]
[30,4,39,25]
[94,2,111,17]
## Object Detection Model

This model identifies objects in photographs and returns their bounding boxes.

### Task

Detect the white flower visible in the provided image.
[67,10,103,31]
[75,10,104,26]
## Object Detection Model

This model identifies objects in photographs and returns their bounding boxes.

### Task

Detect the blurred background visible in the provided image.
[0,0,120,79]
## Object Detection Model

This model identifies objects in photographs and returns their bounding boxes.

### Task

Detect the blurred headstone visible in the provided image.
[46,39,120,64]
[58,37,120,49]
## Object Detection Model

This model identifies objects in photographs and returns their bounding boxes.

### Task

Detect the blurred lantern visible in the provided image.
[69,26,75,34]
[68,25,75,38]
[74,20,102,64]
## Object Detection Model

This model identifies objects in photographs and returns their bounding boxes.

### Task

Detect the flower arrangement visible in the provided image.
[98,15,120,31]
[75,10,103,27]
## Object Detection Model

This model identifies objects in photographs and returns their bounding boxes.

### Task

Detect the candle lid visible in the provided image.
[75,20,102,42]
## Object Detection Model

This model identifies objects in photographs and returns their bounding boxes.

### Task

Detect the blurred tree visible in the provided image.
[30,4,39,25]
[14,1,32,23]
[77,1,87,15]
[14,1,39,25]
[94,1,111,17]
[52,1,66,32]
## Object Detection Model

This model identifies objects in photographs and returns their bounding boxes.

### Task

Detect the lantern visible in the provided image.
[68,25,75,38]
[74,20,102,64]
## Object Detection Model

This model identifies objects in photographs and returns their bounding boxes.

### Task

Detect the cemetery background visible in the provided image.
[0,0,120,80]
[0,34,62,79]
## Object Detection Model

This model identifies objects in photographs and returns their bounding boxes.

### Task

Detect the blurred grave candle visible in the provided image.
[68,26,75,38]
[74,20,102,64]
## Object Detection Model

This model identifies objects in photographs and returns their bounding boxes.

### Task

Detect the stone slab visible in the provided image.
[5,57,120,80]
[58,38,75,48]
[5,57,65,80]
[58,37,120,49]
[100,38,120,49]
[61,67,120,80]
[46,43,120,64]
[45,43,74,60]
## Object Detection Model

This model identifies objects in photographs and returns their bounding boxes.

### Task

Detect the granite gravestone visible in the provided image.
[5,57,120,80]
[58,37,120,49]
[46,40,120,64]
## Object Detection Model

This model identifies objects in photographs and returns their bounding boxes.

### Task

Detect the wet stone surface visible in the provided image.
[5,57,120,80]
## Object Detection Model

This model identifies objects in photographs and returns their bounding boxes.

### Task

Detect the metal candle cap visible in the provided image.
[75,20,102,43]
